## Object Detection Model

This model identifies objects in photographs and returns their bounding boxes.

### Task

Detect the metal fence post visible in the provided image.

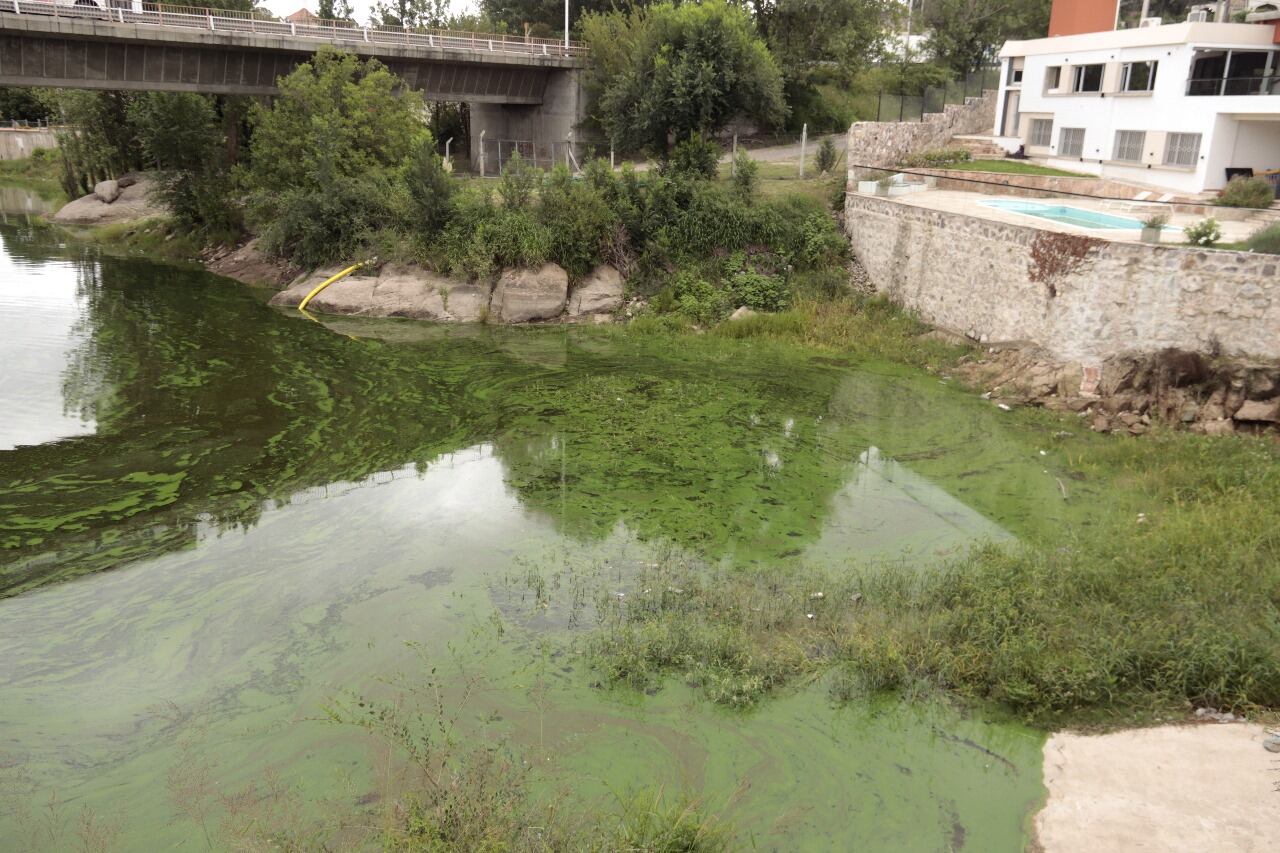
[798,124,807,178]
[479,129,486,177]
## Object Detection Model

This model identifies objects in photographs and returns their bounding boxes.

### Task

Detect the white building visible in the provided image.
[993,21,1280,193]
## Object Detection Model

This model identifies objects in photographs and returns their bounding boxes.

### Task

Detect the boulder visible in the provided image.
[93,179,120,204]
[269,263,487,322]
[567,265,625,315]
[1192,419,1235,436]
[1233,398,1280,423]
[53,176,163,226]
[489,263,569,323]
[728,306,758,321]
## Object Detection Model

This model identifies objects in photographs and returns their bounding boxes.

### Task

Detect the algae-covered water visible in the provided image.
[0,207,1105,848]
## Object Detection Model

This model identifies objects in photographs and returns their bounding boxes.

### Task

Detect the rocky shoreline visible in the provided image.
[266,258,625,324]
[950,346,1280,436]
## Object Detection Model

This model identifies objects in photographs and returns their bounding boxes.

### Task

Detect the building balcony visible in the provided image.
[1186,74,1280,95]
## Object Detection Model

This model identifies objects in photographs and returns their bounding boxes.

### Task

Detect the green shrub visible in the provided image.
[661,134,721,181]
[899,147,972,169]
[815,136,838,174]
[730,150,758,201]
[728,267,789,311]
[497,151,540,210]
[1244,222,1280,255]
[403,135,454,234]
[1184,217,1222,247]
[258,171,402,268]
[1215,175,1275,209]
[668,271,729,325]
[540,165,620,277]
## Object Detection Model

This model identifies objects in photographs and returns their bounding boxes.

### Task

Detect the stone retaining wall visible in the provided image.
[846,93,996,175]
[844,192,1280,362]
[0,127,57,160]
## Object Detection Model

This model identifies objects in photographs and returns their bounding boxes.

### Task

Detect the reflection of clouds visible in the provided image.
[805,445,1011,565]
[0,233,98,450]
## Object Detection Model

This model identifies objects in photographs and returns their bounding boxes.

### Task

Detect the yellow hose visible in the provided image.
[297,262,365,312]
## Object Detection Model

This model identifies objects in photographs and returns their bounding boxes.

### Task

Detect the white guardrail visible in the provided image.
[0,0,589,58]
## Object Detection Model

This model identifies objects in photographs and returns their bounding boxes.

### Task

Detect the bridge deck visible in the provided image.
[0,1,585,100]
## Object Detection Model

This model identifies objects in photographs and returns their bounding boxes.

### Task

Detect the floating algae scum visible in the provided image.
[0,203,1139,848]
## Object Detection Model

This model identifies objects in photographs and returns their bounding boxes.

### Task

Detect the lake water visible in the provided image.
[0,198,1099,849]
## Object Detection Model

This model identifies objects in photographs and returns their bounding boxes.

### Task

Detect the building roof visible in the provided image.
[285,8,320,23]
[1000,21,1278,58]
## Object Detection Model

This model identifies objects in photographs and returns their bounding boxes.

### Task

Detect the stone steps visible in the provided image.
[950,134,1009,160]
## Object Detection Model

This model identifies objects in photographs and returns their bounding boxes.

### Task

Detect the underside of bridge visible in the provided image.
[0,13,586,166]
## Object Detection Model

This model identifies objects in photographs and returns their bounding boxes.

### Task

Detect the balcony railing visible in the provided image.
[0,0,589,58]
[1186,75,1279,96]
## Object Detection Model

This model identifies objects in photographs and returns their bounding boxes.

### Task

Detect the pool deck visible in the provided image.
[881,189,1265,245]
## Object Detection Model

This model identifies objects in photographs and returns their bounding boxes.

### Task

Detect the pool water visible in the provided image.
[981,198,1181,231]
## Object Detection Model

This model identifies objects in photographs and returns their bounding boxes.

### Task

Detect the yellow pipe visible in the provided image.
[297,262,364,312]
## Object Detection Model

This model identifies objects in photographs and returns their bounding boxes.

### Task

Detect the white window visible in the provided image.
[1113,130,1146,163]
[1121,61,1158,92]
[1029,119,1054,147]
[1164,133,1202,167]
[1072,64,1104,92]
[1044,66,1062,92]
[1059,127,1085,157]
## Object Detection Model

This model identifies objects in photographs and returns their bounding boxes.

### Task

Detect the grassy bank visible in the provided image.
[935,159,1090,177]
[586,427,1280,727]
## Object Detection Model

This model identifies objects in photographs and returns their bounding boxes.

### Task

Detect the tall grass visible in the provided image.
[713,295,968,368]
[589,431,1280,726]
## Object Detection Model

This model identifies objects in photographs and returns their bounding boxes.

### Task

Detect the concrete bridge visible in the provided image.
[0,1,588,165]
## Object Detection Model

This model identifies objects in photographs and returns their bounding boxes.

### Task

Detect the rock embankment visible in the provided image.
[952,347,1280,435]
[53,174,165,226]
[269,261,625,324]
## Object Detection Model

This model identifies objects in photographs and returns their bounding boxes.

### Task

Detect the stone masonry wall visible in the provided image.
[844,192,1280,362]
[0,127,57,160]
[846,92,997,175]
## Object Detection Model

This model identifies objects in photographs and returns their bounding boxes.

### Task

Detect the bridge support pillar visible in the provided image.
[468,67,586,172]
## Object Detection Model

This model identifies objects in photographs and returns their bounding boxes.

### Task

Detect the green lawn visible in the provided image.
[938,159,1089,178]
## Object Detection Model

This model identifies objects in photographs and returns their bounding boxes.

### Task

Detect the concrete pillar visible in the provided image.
[467,67,587,173]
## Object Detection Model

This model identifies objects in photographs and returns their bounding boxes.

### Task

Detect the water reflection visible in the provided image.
[0,215,1074,850]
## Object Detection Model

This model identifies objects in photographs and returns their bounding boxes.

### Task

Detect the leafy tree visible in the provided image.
[581,0,787,153]
[244,49,422,197]
[129,93,241,238]
[243,49,424,262]
[731,150,759,202]
[923,0,1051,74]
[756,0,899,86]
[814,136,837,174]
[371,0,449,28]
[480,0,626,38]
[318,0,354,20]
[0,87,51,122]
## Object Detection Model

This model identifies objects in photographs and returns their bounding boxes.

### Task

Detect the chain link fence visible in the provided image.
[874,67,1001,123]
[478,138,579,175]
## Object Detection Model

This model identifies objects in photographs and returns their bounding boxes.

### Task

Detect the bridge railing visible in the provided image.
[0,0,589,58]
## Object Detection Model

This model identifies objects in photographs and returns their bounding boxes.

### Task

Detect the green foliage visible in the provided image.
[661,135,722,181]
[726,263,789,312]
[815,137,838,174]
[44,91,146,197]
[244,49,423,264]
[497,151,540,210]
[371,0,449,27]
[540,164,620,277]
[924,0,1051,74]
[1244,222,1280,255]
[898,147,972,168]
[403,134,453,233]
[259,168,404,269]
[129,93,241,239]
[0,86,51,122]
[607,789,733,852]
[244,49,421,200]
[1215,175,1276,209]
[730,150,759,201]
[1184,217,1222,247]
[581,1,788,153]
[589,428,1280,724]
[667,271,730,326]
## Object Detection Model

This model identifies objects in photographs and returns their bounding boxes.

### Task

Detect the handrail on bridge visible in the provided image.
[0,0,589,59]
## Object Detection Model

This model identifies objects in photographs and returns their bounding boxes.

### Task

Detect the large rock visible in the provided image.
[269,263,488,322]
[93,179,120,204]
[1233,398,1280,423]
[54,176,163,226]
[567,265,624,316]
[205,238,298,288]
[490,263,569,323]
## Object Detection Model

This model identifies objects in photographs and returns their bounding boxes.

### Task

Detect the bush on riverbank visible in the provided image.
[588,431,1280,725]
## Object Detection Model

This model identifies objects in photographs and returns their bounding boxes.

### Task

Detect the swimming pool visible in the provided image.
[980,199,1180,231]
